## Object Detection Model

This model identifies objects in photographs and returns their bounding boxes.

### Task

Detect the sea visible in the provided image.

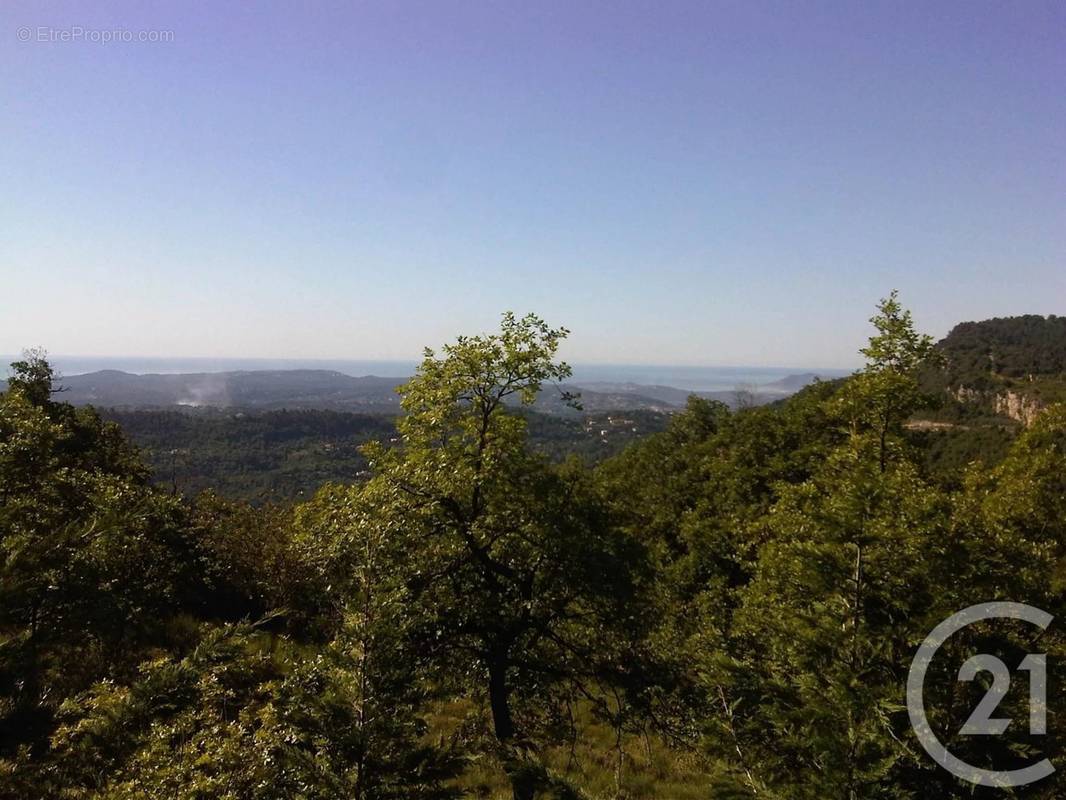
[1,356,852,394]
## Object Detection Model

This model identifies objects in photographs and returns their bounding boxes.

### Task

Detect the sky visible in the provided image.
[1,1,1063,369]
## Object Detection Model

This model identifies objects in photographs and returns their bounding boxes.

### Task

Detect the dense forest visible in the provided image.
[94,408,669,502]
[3,299,1066,799]
[937,315,1066,384]
[919,316,1066,410]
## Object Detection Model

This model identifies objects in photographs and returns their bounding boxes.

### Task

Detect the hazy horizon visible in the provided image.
[1,354,854,395]
[2,353,856,371]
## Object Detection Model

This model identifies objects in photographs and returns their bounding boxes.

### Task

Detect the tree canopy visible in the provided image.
[3,300,1066,798]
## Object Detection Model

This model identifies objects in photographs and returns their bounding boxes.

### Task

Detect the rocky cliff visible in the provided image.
[949,385,1045,427]
[993,390,1045,427]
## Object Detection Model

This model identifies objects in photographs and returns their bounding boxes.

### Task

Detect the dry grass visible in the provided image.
[426,698,712,799]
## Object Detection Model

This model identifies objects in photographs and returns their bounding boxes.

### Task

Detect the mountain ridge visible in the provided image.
[20,368,830,414]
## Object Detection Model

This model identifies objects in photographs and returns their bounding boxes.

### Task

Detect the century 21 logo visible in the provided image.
[907,602,1054,787]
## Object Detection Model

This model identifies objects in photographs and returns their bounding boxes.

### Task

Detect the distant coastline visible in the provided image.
[2,356,853,395]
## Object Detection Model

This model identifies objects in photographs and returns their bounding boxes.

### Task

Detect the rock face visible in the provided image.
[952,386,984,404]
[993,391,1045,427]
[949,385,1046,427]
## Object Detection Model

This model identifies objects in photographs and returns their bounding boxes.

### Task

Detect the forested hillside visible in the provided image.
[938,315,1066,384]
[3,301,1066,799]
[921,314,1066,411]
[96,408,669,501]
[907,314,1066,483]
[91,315,1066,502]
[36,368,805,415]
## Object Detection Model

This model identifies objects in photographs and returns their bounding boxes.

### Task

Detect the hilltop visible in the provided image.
[905,314,1066,482]
[38,368,829,414]
[920,314,1066,426]
[938,314,1066,385]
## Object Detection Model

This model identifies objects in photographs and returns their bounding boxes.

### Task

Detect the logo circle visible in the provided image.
[907,601,1054,787]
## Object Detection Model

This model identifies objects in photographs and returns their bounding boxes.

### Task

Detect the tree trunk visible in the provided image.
[488,655,535,800]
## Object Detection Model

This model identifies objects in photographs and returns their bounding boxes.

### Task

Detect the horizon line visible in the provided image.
[2,353,859,375]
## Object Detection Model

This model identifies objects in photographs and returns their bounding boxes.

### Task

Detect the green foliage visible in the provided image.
[719,440,946,798]
[5,348,60,409]
[96,407,668,502]
[355,312,653,799]
[46,622,462,800]
[99,408,395,501]
[4,299,1066,799]
[832,291,941,472]
[860,291,938,374]
[937,314,1066,384]
[186,492,317,628]
[0,360,195,775]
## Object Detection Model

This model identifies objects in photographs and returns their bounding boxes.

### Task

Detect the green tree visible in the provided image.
[48,613,463,799]
[294,482,469,798]
[356,313,648,800]
[693,297,948,798]
[0,356,195,783]
[187,492,313,630]
[833,291,939,472]
[713,438,945,799]
[5,348,60,409]
[914,404,1066,798]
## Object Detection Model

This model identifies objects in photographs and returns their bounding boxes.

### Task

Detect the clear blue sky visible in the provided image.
[2,1,1063,368]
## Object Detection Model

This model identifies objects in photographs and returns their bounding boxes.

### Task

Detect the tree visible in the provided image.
[692,297,949,797]
[293,482,468,799]
[5,348,60,409]
[595,395,730,562]
[0,350,461,799]
[832,291,940,472]
[859,291,937,375]
[47,612,463,800]
[356,312,649,800]
[187,492,310,629]
[915,404,1066,799]
[713,439,946,799]
[594,382,849,772]
[0,356,205,794]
